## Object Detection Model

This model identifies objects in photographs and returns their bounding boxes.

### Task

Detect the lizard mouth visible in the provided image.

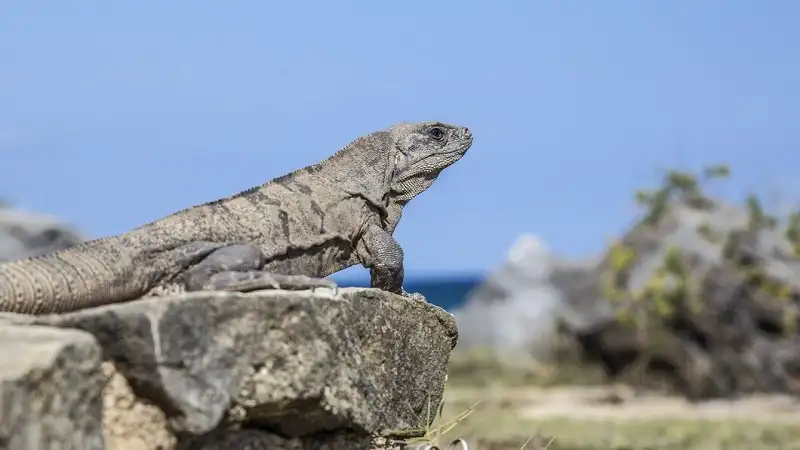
[432,145,470,160]
[441,137,473,156]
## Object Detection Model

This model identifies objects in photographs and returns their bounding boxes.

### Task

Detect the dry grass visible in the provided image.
[434,349,800,449]
[431,386,800,449]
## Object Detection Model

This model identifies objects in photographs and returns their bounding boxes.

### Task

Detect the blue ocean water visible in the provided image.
[339,275,482,311]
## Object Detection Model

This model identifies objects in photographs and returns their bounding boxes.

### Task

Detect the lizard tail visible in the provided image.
[0,238,140,315]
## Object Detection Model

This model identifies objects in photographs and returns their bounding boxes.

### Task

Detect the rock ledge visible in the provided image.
[0,288,457,450]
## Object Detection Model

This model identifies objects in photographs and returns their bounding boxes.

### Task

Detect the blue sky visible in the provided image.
[0,1,798,281]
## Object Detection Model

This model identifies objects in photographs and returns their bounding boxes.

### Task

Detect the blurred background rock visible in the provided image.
[0,200,85,263]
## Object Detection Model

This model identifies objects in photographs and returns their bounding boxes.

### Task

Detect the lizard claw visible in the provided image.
[400,288,427,302]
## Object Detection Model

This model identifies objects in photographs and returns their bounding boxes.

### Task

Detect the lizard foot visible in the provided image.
[400,288,427,302]
[201,270,338,293]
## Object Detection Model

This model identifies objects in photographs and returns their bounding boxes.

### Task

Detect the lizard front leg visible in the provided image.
[357,224,404,294]
[181,243,336,292]
[358,223,427,298]
[357,226,426,301]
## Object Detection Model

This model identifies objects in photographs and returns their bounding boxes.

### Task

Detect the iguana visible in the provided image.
[0,121,473,315]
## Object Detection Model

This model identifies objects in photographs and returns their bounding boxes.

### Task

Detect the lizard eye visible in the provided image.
[427,127,445,141]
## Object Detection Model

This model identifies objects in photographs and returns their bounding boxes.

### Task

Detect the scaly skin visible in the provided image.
[0,121,473,314]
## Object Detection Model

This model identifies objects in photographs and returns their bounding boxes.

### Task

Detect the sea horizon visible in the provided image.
[334,273,483,311]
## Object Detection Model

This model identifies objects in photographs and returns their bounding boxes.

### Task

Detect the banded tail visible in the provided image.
[0,238,142,315]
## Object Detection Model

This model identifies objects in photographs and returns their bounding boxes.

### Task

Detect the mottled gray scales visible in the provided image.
[0,121,472,314]
[0,239,138,314]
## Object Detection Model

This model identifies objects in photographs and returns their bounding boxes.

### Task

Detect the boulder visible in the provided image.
[0,288,457,449]
[563,197,800,398]
[0,322,105,450]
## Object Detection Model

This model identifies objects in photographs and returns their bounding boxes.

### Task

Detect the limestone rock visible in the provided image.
[101,361,175,450]
[38,288,457,441]
[0,323,104,450]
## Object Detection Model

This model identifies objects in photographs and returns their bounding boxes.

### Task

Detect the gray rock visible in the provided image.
[0,323,104,450]
[453,234,599,359]
[562,198,800,398]
[38,288,457,439]
[0,208,85,262]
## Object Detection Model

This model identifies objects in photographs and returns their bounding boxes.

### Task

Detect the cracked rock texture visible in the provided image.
[0,288,457,450]
[0,323,104,450]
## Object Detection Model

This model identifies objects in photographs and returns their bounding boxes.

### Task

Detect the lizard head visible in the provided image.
[387,121,473,202]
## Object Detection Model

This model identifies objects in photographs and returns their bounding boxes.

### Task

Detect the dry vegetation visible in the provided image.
[438,391,800,450]
[434,350,800,449]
